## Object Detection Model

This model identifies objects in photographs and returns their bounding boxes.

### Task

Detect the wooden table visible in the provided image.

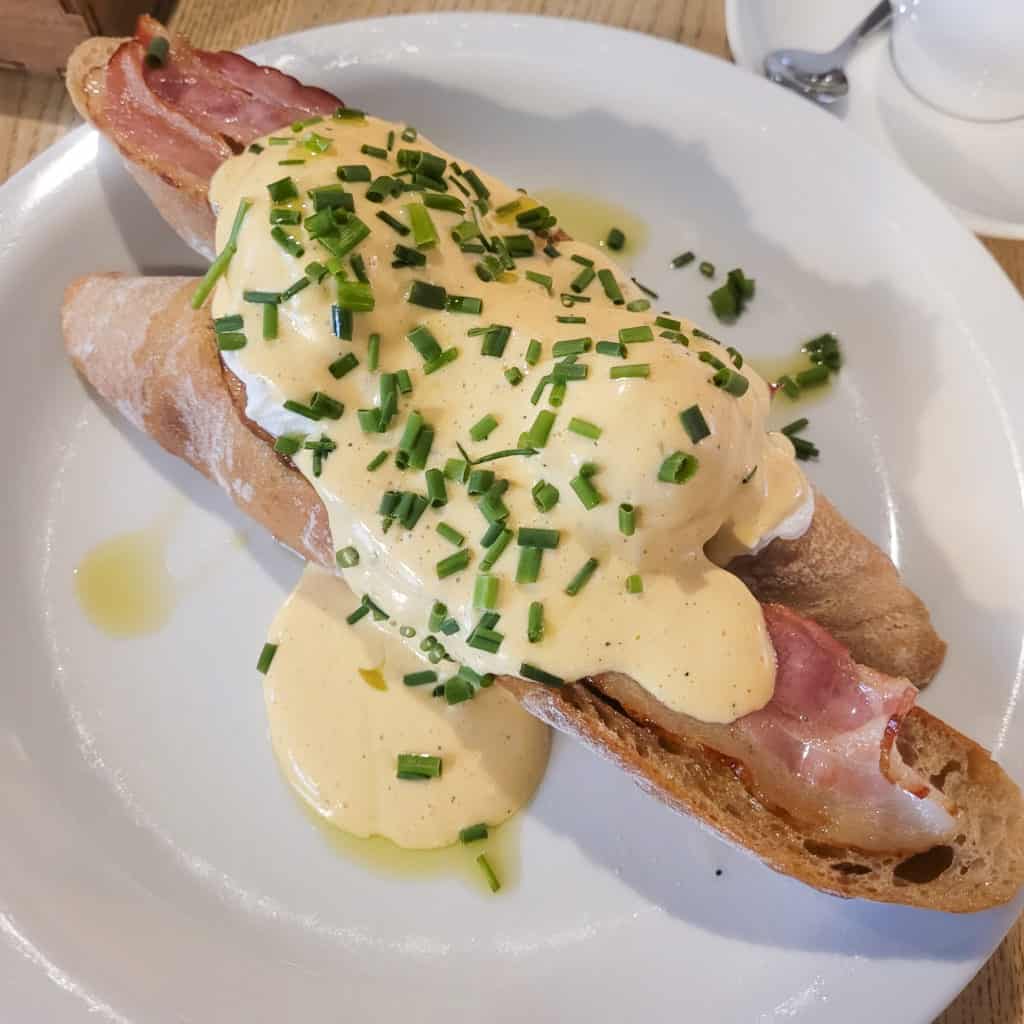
[2,2,1021,1020]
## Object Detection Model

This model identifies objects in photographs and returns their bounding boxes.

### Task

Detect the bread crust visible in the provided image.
[498,673,1024,911]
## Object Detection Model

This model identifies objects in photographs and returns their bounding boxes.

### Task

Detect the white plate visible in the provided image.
[2,13,1024,1023]
[725,0,1024,238]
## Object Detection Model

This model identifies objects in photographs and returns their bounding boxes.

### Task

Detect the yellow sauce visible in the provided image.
[73,525,176,636]
[531,187,649,262]
[206,114,814,855]
[264,565,550,849]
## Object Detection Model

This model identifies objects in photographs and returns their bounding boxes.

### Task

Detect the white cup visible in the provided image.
[891,0,1024,122]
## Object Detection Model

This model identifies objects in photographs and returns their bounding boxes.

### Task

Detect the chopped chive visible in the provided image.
[473,573,499,610]
[503,234,534,257]
[571,254,595,267]
[672,251,695,269]
[393,244,427,268]
[437,522,464,547]
[596,340,626,357]
[409,426,434,470]
[552,338,591,357]
[792,436,820,461]
[476,853,500,893]
[366,174,401,203]
[428,602,447,632]
[625,299,651,312]
[190,200,252,308]
[406,203,439,248]
[796,364,830,388]
[605,227,625,250]
[630,277,659,299]
[267,177,298,202]
[283,400,322,421]
[274,434,303,456]
[401,126,418,142]
[481,325,511,358]
[570,474,602,509]
[480,528,513,571]
[422,192,465,214]
[309,392,344,419]
[216,332,247,351]
[407,325,442,362]
[526,410,556,448]
[310,185,354,212]
[366,450,389,471]
[504,367,524,386]
[361,144,389,160]
[336,281,375,312]
[328,352,358,379]
[404,670,438,687]
[481,521,503,548]
[407,280,447,309]
[144,35,170,67]
[270,208,301,225]
[658,451,699,484]
[337,164,371,181]
[350,252,369,283]
[425,468,448,507]
[460,823,488,844]
[619,325,653,344]
[256,642,278,674]
[597,269,625,305]
[776,374,800,399]
[570,266,596,293]
[462,169,490,200]
[374,211,409,237]
[363,332,379,372]
[699,261,715,277]
[516,546,543,584]
[680,404,711,443]
[396,753,442,780]
[517,527,560,549]
[519,662,563,686]
[444,458,469,483]
[618,503,636,536]
[331,305,352,340]
[556,315,586,324]
[469,414,498,442]
[531,480,559,513]
[336,546,360,568]
[526,270,553,293]
[527,601,544,643]
[437,549,471,578]
[467,469,494,495]
[781,417,809,436]
[626,574,644,594]
[610,364,650,379]
[281,275,310,301]
[423,347,459,374]
[713,367,750,396]
[565,557,599,596]
[213,314,243,334]
[446,294,483,315]
[568,417,601,440]
[525,339,542,365]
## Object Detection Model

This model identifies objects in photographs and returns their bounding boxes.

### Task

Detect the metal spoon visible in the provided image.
[763,0,893,105]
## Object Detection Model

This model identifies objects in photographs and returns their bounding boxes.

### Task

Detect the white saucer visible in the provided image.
[726,0,1024,238]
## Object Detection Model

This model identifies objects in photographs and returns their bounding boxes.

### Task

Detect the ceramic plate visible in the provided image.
[725,0,1024,239]
[3,14,1024,1022]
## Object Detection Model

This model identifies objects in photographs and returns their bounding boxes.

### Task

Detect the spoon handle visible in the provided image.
[834,0,894,62]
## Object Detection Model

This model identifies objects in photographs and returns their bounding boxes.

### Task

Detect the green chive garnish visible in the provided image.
[699,261,715,277]
[361,144,388,160]
[596,340,626,357]
[190,199,251,309]
[407,280,447,309]
[473,573,499,610]
[519,662,562,686]
[406,203,439,248]
[531,480,559,512]
[336,546,360,568]
[476,853,500,892]
[444,458,469,483]
[425,468,448,508]
[796,364,829,388]
[680,404,710,443]
[619,325,653,344]
[256,642,278,674]
[526,410,556,448]
[671,251,695,268]
[658,451,699,484]
[568,417,601,440]
[525,339,542,366]
[460,823,488,844]
[216,332,247,351]
[396,754,442,780]
[626,574,644,594]
[423,347,459,375]
[446,294,483,315]
[605,227,625,250]
[618,503,636,536]
[570,474,602,509]
[366,450,388,471]
[436,522,464,547]
[526,270,553,293]
[597,269,624,305]
[335,281,374,312]
[570,266,595,293]
[480,528,513,571]
[713,367,750,396]
[552,337,591,357]
[527,601,544,643]
[309,392,344,419]
[407,325,442,362]
[274,435,303,456]
[517,527,560,549]
[505,367,524,386]
[213,314,243,334]
[404,670,438,687]
[144,35,170,67]
[515,546,543,584]
[337,164,371,181]
[469,414,498,441]
[565,557,599,596]
[437,549,471,578]
[781,417,809,436]
[609,364,649,379]
[267,177,298,202]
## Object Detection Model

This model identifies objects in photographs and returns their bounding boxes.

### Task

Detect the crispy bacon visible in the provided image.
[97,16,341,192]
[594,604,956,853]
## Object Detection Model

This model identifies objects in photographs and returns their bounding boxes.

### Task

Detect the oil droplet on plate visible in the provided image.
[531,187,649,263]
[297,793,523,894]
[73,524,176,636]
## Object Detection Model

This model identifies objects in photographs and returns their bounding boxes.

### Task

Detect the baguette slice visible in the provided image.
[61,273,1024,910]
[499,673,1024,912]
[62,273,945,685]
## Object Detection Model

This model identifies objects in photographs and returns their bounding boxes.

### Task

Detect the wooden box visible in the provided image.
[0,0,168,74]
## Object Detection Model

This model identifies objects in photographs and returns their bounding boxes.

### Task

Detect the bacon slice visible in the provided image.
[96,16,341,194]
[594,604,956,853]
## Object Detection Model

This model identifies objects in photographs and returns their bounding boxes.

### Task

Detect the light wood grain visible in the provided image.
[1,2,1021,1020]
